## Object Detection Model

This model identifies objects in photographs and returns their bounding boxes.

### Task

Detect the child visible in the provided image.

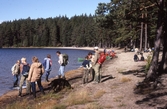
[82,56,92,84]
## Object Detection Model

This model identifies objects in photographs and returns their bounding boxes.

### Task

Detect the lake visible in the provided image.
[0,48,93,96]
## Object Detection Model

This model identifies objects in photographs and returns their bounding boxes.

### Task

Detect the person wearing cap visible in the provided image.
[92,46,101,83]
[18,57,31,97]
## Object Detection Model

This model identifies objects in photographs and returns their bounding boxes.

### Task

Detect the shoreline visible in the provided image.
[2,46,96,50]
[1,46,118,51]
[0,47,119,101]
[2,49,163,109]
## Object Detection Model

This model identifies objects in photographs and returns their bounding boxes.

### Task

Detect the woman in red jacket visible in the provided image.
[27,56,45,98]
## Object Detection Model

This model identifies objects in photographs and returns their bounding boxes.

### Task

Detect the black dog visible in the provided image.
[48,78,72,92]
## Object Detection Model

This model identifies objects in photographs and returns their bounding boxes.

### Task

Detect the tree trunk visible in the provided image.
[140,13,144,52]
[158,4,167,73]
[144,12,148,51]
[146,0,164,80]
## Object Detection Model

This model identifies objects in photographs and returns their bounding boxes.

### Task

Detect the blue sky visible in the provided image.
[0,0,110,23]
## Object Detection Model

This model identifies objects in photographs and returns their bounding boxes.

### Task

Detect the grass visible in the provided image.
[113,96,123,102]
[5,99,32,109]
[5,90,68,109]
[65,89,92,106]
[85,103,103,109]
[94,90,106,99]
[118,103,126,107]
[120,77,131,83]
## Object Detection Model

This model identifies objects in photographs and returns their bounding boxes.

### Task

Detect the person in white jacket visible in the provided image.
[56,51,65,79]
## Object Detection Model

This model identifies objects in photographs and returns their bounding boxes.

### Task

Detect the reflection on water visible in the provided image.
[0,48,93,96]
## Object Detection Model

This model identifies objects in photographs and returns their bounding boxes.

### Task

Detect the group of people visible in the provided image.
[11,47,105,98]
[11,51,67,98]
[82,46,106,84]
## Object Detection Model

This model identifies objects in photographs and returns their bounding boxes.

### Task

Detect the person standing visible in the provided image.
[27,56,45,98]
[43,54,52,82]
[82,56,92,84]
[11,60,20,87]
[92,47,101,83]
[87,52,94,81]
[104,47,106,54]
[18,57,31,97]
[56,51,66,79]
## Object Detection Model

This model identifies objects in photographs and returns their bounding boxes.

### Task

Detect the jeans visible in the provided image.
[93,63,102,83]
[13,74,19,86]
[19,75,31,95]
[58,66,65,77]
[45,70,51,81]
[82,68,89,84]
[31,78,44,98]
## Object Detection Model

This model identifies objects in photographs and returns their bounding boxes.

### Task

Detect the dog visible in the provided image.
[48,78,72,92]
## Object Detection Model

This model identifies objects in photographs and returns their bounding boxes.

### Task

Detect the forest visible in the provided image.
[0,0,163,50]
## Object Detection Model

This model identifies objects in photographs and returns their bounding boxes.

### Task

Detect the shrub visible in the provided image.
[145,55,152,73]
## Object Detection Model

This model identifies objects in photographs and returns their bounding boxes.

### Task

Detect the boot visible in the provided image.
[42,91,45,95]
[13,83,16,87]
[62,76,66,79]
[58,75,61,79]
[33,92,36,98]
[45,76,49,82]
[86,78,88,83]
[82,78,85,84]
[18,92,22,97]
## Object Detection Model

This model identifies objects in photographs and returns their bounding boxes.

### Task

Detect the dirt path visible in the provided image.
[65,50,158,109]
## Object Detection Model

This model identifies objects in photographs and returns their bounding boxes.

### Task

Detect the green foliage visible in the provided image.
[145,55,152,73]
[94,0,161,48]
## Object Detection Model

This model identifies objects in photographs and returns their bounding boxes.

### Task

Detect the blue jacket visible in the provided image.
[43,58,52,71]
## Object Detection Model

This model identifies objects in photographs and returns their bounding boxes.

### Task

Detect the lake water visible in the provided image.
[0,48,93,96]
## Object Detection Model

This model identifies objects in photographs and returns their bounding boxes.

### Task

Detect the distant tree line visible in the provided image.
[0,14,118,48]
[0,0,163,51]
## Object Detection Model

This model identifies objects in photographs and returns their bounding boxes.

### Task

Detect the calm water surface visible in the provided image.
[0,48,93,96]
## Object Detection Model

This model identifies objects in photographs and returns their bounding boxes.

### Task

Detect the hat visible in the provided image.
[94,46,98,50]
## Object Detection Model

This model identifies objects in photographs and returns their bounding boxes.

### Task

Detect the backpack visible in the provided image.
[97,54,106,64]
[62,54,69,66]
[11,64,16,72]
[22,64,30,78]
